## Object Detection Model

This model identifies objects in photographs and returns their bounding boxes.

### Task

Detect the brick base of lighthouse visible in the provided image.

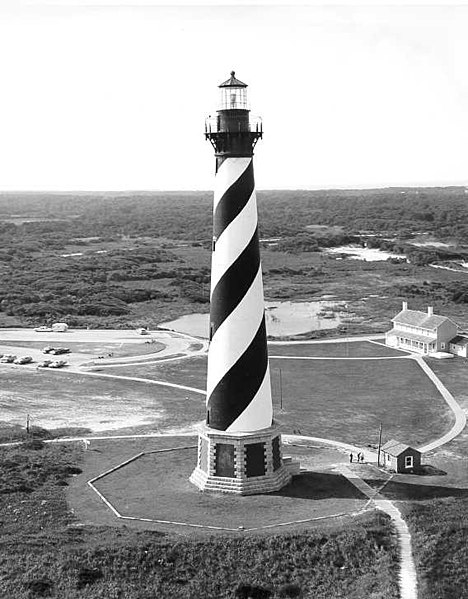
[190,423,299,495]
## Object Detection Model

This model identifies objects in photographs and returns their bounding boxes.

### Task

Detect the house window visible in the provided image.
[405,455,413,468]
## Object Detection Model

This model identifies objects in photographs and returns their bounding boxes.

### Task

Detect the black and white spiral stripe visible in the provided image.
[206,157,272,432]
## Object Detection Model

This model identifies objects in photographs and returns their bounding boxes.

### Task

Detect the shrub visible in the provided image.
[278,583,302,598]
[235,583,272,598]
[22,439,45,451]
[76,567,103,589]
[25,577,53,597]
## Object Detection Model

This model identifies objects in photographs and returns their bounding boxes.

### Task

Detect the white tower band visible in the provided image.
[190,73,298,494]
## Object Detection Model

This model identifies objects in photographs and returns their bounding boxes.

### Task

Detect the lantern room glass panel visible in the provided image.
[220,87,248,110]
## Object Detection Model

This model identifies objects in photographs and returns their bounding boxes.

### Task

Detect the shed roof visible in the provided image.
[381,439,419,456]
[449,335,468,347]
[392,309,452,330]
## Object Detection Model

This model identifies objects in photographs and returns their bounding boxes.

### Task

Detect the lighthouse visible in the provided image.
[190,72,297,494]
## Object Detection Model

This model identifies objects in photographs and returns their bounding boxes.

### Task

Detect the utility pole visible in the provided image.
[279,367,283,411]
[26,414,30,434]
[377,422,383,466]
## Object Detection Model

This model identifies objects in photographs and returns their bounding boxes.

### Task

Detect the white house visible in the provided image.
[448,335,468,358]
[386,301,458,355]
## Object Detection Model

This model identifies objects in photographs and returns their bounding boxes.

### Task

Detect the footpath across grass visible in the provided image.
[0,441,400,599]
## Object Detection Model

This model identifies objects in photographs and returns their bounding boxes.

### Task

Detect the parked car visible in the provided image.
[14,356,33,365]
[49,360,67,368]
[0,354,16,363]
[50,348,70,355]
[42,346,56,354]
[37,360,53,368]
[35,326,53,332]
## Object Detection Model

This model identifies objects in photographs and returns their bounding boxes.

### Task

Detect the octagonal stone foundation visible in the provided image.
[190,423,299,495]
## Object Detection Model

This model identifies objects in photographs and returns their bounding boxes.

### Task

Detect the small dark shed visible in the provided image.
[380,439,421,473]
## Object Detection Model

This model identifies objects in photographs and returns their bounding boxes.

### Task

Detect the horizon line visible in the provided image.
[1,183,468,195]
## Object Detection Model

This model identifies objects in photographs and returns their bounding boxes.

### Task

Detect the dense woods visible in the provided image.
[0,187,467,326]
[0,186,468,242]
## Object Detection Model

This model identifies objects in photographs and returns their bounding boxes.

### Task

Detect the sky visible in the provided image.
[0,2,467,191]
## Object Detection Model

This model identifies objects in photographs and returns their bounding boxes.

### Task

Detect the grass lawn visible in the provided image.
[112,355,453,448]
[0,441,400,599]
[269,341,408,358]
[270,358,452,447]
[1,342,456,451]
[110,355,207,390]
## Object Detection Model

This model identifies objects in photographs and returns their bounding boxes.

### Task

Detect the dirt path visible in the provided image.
[74,370,205,396]
[335,464,417,599]
[284,434,417,599]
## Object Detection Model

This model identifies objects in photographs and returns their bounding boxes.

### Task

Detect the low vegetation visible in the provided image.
[0,442,400,598]
[404,498,468,599]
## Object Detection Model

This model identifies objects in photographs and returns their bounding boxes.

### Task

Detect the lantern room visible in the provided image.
[218,71,248,110]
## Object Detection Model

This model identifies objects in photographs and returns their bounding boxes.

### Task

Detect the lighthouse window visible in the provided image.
[220,87,247,110]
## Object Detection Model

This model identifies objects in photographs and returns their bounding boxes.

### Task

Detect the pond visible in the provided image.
[160,300,347,338]
[324,245,406,262]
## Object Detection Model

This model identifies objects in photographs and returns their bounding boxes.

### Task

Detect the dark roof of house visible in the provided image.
[382,439,419,456]
[392,309,453,330]
[219,71,248,88]
[449,335,468,346]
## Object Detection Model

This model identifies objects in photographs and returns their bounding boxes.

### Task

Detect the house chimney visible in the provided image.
[402,301,408,311]
[428,306,433,316]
